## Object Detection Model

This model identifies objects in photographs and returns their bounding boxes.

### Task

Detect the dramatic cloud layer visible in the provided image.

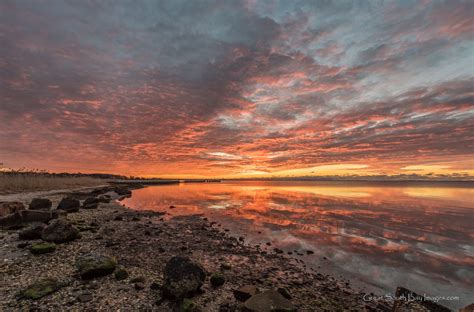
[1,0,473,177]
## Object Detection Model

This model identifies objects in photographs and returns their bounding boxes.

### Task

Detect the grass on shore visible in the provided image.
[0,174,105,194]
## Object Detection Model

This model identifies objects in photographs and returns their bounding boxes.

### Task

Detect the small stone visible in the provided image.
[0,201,25,217]
[29,242,56,254]
[98,196,111,203]
[220,263,232,271]
[130,276,146,283]
[134,282,145,290]
[277,287,292,299]
[114,187,131,196]
[243,289,296,312]
[114,216,123,221]
[83,197,99,209]
[77,292,93,303]
[306,250,314,255]
[57,198,80,213]
[273,248,284,254]
[150,282,161,290]
[29,198,52,210]
[180,298,200,312]
[234,285,259,302]
[114,269,129,281]
[17,242,29,249]
[210,273,225,287]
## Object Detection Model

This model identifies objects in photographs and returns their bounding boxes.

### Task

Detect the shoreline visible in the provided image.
[0,184,454,311]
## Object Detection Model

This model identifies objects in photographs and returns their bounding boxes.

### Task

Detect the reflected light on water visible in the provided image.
[122,181,474,309]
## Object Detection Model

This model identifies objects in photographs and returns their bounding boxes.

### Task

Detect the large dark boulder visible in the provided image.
[57,198,80,212]
[162,256,206,300]
[42,219,80,243]
[29,198,52,210]
[82,197,99,209]
[0,201,25,217]
[19,223,46,240]
[242,290,296,312]
[76,254,117,279]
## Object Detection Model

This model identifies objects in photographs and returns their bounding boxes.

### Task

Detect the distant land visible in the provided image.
[1,168,473,183]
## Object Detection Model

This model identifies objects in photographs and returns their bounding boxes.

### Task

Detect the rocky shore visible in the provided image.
[0,184,454,311]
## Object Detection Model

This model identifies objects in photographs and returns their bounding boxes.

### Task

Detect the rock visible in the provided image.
[42,219,81,243]
[130,276,146,283]
[114,269,129,281]
[17,242,29,249]
[83,197,99,209]
[98,196,111,203]
[277,287,292,300]
[305,250,314,255]
[30,242,56,254]
[114,187,131,196]
[134,282,145,290]
[19,223,46,240]
[21,210,56,223]
[243,290,296,312]
[234,285,260,302]
[77,292,93,303]
[0,201,25,217]
[52,209,68,219]
[18,278,66,300]
[210,273,225,287]
[76,254,117,279]
[29,198,52,210]
[180,298,200,312]
[460,303,474,312]
[150,282,161,290]
[0,212,22,229]
[162,256,206,300]
[220,263,232,270]
[392,287,451,312]
[57,198,80,212]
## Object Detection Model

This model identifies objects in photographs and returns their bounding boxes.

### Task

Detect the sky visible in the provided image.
[0,0,473,178]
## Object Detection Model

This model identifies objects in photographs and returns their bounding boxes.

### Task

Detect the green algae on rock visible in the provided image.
[18,278,66,300]
[29,242,56,255]
[76,254,117,279]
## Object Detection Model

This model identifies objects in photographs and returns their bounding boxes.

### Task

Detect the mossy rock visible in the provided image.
[19,278,65,300]
[76,254,117,279]
[114,269,129,281]
[30,242,56,255]
[180,298,200,312]
[210,273,225,287]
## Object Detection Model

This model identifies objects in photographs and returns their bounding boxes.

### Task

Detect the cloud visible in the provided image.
[0,0,472,177]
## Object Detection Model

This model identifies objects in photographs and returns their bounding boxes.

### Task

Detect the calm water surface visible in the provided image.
[122,181,474,309]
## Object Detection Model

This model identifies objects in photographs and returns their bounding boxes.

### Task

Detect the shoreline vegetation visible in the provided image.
[0,178,470,311]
